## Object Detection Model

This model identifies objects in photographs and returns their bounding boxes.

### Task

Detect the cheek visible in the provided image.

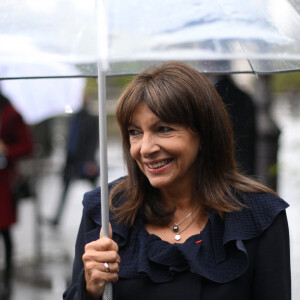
[129,145,145,173]
[129,142,139,160]
[185,138,200,160]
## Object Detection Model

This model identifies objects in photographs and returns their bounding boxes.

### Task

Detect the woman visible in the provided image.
[64,62,290,300]
[0,92,34,298]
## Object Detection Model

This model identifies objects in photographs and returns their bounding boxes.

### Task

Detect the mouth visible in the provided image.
[145,159,173,169]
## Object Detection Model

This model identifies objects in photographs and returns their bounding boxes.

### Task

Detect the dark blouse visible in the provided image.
[63,178,291,300]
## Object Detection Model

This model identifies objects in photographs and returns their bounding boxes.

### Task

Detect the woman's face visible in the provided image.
[128,102,200,193]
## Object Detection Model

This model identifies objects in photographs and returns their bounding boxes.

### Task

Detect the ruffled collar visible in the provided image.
[83,178,289,283]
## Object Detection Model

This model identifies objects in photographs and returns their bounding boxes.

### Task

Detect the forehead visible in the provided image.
[130,102,159,124]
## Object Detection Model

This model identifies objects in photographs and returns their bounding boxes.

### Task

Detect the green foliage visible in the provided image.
[86,78,98,98]
[271,72,300,93]
[107,75,136,88]
[86,76,135,98]
[86,75,135,89]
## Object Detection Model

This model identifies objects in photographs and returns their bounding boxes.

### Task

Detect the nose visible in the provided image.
[140,133,160,158]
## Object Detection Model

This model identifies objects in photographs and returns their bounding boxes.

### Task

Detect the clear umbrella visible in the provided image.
[1,0,300,298]
[0,62,86,124]
[1,0,300,77]
[105,0,300,74]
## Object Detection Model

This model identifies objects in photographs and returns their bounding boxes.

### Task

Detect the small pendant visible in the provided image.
[175,233,181,241]
[173,225,179,233]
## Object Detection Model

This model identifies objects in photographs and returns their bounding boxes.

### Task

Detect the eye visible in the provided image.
[158,126,173,133]
[128,129,140,136]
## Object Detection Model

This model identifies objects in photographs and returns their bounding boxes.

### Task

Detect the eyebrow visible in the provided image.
[128,120,163,130]
[128,123,140,130]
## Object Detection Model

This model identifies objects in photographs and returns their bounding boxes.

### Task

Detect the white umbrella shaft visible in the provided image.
[98,69,113,299]
[98,71,109,238]
[97,0,112,296]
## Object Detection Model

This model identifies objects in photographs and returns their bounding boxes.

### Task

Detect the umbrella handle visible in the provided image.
[103,282,113,300]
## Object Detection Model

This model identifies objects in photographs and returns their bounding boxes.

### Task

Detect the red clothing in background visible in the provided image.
[0,100,34,229]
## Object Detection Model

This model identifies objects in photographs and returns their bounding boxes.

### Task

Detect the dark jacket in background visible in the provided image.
[215,76,257,176]
[63,107,99,181]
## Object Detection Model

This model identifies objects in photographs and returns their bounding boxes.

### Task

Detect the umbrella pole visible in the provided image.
[97,68,113,300]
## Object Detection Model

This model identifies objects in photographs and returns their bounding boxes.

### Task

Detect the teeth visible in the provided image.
[147,159,171,169]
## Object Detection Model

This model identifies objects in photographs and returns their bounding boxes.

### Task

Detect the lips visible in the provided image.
[145,159,173,169]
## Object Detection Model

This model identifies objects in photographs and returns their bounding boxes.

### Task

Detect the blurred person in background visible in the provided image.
[209,75,257,176]
[0,91,34,299]
[49,94,99,226]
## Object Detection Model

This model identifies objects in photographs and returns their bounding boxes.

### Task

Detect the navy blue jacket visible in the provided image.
[64,179,291,300]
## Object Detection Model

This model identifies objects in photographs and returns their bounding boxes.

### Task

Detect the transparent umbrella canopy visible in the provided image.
[1,0,300,298]
[0,62,86,124]
[1,0,300,78]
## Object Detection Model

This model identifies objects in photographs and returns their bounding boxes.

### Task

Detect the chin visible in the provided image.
[147,177,172,189]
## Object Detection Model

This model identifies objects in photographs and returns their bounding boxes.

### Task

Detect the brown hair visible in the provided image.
[111,62,274,226]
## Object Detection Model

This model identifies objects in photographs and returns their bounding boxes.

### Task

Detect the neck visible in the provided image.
[160,180,196,205]
[159,191,200,227]
[161,191,195,212]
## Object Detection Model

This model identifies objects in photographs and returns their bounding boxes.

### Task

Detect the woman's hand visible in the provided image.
[82,227,120,299]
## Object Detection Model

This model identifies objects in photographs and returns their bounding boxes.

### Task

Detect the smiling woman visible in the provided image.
[128,102,200,194]
[64,62,291,300]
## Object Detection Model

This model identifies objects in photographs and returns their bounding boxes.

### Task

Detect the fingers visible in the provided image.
[103,262,119,274]
[83,247,120,265]
[83,236,120,298]
[85,236,119,253]
[84,260,119,283]
[83,237,120,266]
[84,265,118,299]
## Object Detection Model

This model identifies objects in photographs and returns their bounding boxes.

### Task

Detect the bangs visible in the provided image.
[143,79,193,126]
[116,74,199,133]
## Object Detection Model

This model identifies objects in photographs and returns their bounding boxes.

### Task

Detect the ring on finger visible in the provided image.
[104,262,110,273]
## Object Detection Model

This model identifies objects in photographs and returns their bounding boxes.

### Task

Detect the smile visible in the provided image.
[146,159,173,169]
